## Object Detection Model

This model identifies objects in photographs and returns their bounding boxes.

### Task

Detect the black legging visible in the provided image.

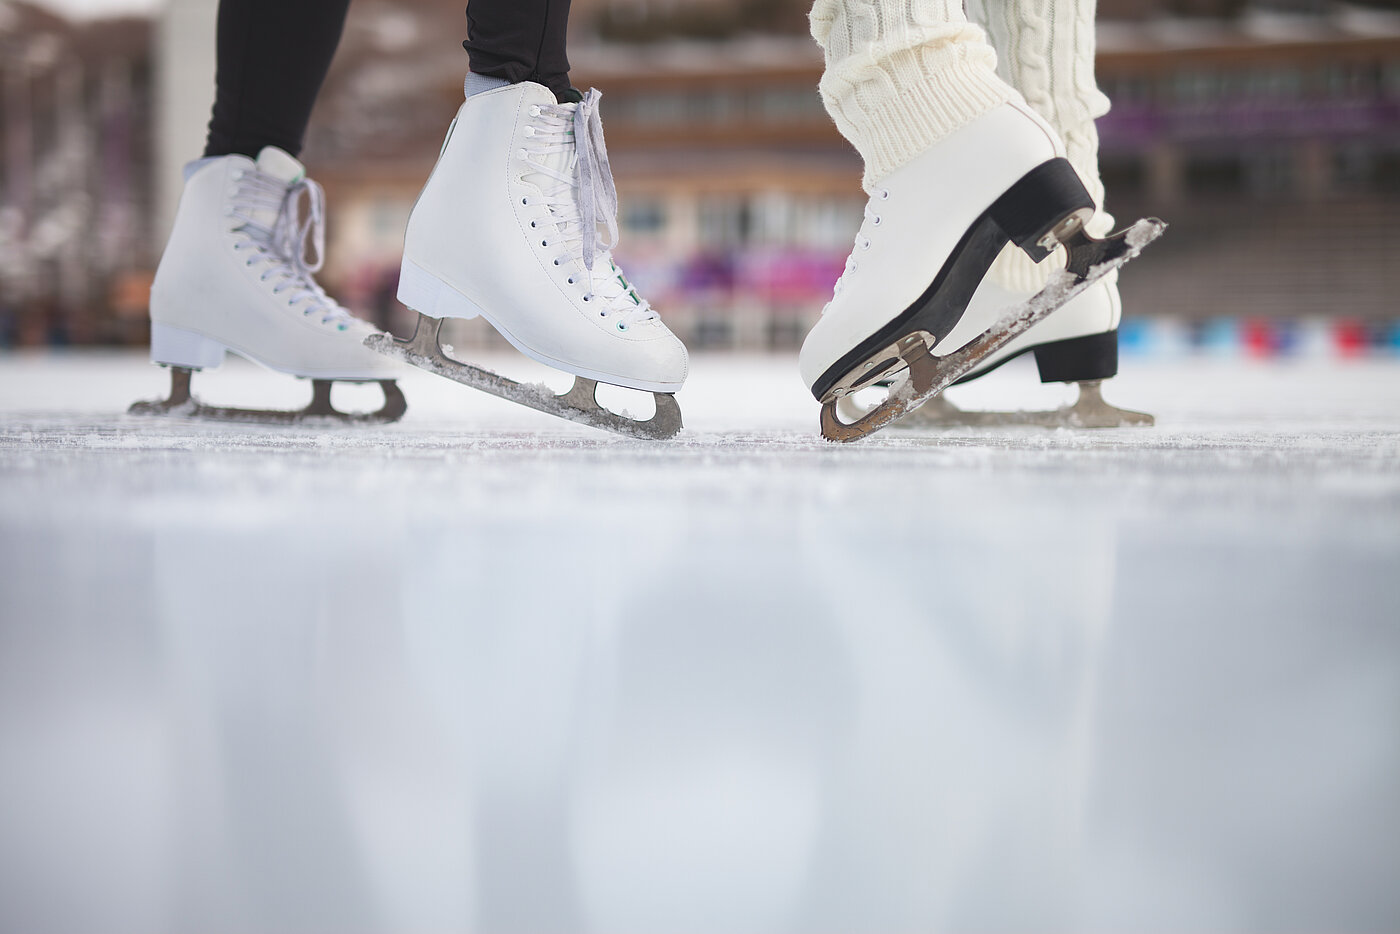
[205,0,574,159]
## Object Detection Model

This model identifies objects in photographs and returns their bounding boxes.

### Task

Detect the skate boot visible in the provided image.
[131,147,405,423]
[801,101,1163,442]
[839,271,1153,429]
[367,80,687,439]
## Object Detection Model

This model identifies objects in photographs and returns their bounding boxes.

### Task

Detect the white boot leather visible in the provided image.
[798,100,1073,395]
[149,147,396,380]
[399,82,688,393]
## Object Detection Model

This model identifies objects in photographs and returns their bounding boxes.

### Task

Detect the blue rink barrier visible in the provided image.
[1118,317,1400,360]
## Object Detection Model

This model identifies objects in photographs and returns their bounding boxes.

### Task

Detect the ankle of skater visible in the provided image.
[463,70,581,105]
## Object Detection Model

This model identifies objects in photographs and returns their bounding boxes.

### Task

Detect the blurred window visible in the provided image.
[1243,150,1295,196]
[1334,145,1376,191]
[1382,63,1400,98]
[1375,152,1400,194]
[698,198,752,247]
[693,314,732,349]
[790,198,864,249]
[750,193,792,245]
[371,198,402,243]
[1185,154,1245,194]
[622,198,667,236]
[1172,72,1213,106]
[1101,158,1145,197]
[752,87,823,123]
[624,89,740,125]
[632,92,686,124]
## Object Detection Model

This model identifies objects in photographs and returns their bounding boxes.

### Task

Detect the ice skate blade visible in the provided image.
[365,313,682,440]
[127,367,407,425]
[838,380,1154,429]
[819,216,1165,443]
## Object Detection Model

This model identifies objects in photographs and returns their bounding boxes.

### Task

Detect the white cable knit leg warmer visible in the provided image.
[967,0,1115,290]
[810,0,1014,192]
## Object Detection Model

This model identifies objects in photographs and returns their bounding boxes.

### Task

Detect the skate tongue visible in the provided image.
[233,146,329,289]
[254,146,306,185]
[519,86,620,270]
[232,147,310,236]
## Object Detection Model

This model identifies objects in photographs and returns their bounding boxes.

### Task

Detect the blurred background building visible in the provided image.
[0,0,151,345]
[2,0,1398,352]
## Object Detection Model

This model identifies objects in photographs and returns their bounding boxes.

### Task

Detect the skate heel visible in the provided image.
[1033,330,1119,383]
[988,158,1096,263]
[397,259,482,321]
[150,323,226,370]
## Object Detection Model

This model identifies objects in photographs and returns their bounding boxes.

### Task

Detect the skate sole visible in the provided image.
[366,314,682,440]
[148,322,397,382]
[811,158,1098,404]
[819,217,1166,442]
[397,259,683,395]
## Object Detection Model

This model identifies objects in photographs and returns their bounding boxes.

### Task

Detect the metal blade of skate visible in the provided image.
[820,217,1166,442]
[128,367,407,424]
[838,379,1154,428]
[365,313,682,440]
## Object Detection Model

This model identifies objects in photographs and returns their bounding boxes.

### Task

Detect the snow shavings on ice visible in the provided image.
[1,348,1396,528]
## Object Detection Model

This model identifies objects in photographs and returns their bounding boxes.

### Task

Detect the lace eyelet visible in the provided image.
[599,310,606,317]
[567,277,574,284]
[541,240,548,248]
[530,221,537,228]
[616,321,628,332]
[872,215,882,226]
[553,259,560,266]
[879,189,891,200]
[582,295,591,303]
[521,197,529,206]
[861,239,871,250]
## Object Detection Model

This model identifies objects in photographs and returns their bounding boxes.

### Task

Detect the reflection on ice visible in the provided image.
[4,509,1396,932]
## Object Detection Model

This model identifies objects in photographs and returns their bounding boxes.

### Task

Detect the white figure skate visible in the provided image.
[800,102,1163,442]
[367,81,687,439]
[131,147,404,423]
[839,273,1153,429]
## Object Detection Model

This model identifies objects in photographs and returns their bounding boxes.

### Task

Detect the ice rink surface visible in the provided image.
[1,349,1398,933]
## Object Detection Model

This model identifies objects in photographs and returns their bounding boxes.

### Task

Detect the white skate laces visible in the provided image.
[519,89,657,330]
[227,166,354,331]
[827,187,891,309]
